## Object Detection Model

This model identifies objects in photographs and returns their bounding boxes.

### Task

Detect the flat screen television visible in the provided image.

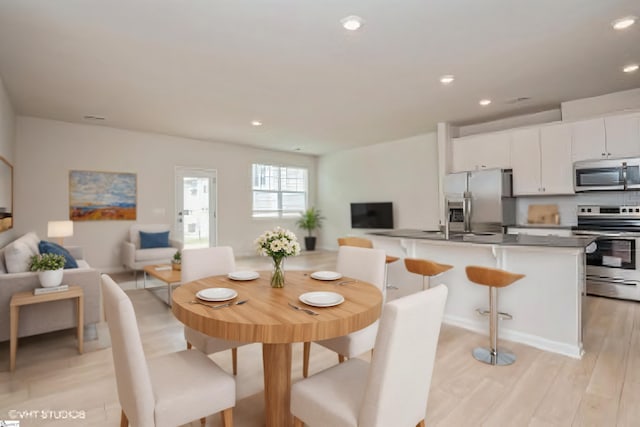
[350,202,394,229]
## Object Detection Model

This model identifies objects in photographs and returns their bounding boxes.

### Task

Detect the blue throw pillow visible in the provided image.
[139,231,170,249]
[38,240,79,269]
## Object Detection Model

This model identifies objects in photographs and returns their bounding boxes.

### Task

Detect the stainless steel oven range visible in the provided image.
[573,205,640,301]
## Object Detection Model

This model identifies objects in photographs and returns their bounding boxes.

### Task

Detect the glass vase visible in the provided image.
[271,257,285,288]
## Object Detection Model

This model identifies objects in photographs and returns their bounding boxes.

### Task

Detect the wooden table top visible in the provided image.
[172,270,383,344]
[11,285,83,307]
[143,264,181,283]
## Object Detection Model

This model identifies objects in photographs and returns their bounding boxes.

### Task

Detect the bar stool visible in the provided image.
[466,265,525,366]
[337,237,400,289]
[404,258,453,291]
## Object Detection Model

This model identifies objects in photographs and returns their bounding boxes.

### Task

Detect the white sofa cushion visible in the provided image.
[135,247,177,262]
[4,234,40,273]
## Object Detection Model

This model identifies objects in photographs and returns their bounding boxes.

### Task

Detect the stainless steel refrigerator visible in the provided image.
[444,169,516,233]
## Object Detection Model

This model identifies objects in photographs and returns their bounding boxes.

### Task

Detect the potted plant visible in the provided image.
[296,207,324,251]
[29,253,66,288]
[172,250,182,271]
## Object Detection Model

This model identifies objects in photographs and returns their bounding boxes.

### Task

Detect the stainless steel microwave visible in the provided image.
[574,158,640,192]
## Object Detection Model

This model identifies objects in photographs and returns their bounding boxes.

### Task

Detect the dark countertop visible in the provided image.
[509,224,574,230]
[370,229,595,249]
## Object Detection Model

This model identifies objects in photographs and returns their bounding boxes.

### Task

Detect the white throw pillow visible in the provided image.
[0,247,6,273]
[23,231,40,254]
[4,238,38,273]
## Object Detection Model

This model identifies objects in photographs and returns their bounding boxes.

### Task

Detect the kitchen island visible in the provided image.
[370,229,594,358]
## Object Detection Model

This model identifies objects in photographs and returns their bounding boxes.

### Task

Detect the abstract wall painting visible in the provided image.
[69,170,137,221]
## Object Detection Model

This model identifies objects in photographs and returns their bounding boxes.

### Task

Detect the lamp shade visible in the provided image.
[48,220,74,238]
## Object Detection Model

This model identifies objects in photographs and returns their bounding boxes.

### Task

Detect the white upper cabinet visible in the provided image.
[571,113,640,161]
[510,128,541,195]
[511,124,574,196]
[540,123,574,195]
[571,118,606,162]
[604,113,640,158]
[451,132,511,172]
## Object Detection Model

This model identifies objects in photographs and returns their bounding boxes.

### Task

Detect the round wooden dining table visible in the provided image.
[172,270,383,427]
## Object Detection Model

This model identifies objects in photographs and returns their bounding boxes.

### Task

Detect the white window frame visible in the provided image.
[252,163,308,218]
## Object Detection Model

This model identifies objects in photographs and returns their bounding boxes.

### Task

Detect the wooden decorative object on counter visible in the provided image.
[527,204,560,224]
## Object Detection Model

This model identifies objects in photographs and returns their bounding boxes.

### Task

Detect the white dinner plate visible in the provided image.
[299,291,345,307]
[228,271,260,281]
[197,288,238,302]
[310,271,343,281]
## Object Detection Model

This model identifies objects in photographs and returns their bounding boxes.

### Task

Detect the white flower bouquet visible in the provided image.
[255,226,301,259]
[254,227,301,287]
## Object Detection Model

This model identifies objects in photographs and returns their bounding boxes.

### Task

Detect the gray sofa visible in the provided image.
[0,232,101,342]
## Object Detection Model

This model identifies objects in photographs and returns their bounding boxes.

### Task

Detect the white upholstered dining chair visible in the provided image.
[101,274,235,427]
[302,245,386,377]
[292,284,448,427]
[182,246,248,375]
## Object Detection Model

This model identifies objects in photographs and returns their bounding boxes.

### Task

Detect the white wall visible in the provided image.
[457,109,562,137]
[0,75,16,247]
[562,88,640,121]
[317,133,439,249]
[15,117,317,270]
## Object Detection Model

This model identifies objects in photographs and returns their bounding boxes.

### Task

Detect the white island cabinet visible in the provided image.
[371,235,586,359]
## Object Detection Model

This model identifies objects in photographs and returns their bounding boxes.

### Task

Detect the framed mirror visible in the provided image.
[0,156,13,232]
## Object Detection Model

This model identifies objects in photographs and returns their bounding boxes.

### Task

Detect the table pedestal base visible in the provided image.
[262,343,292,427]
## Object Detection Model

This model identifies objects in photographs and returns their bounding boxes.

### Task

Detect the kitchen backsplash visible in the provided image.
[516,191,640,226]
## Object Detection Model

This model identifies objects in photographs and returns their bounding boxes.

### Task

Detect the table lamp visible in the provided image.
[48,220,74,246]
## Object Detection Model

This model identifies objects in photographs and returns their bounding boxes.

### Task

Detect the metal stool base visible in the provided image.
[472,347,516,366]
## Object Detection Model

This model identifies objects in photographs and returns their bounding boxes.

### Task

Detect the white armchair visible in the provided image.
[122,224,182,278]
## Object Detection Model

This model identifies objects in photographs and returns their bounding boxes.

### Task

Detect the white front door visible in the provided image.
[175,167,217,249]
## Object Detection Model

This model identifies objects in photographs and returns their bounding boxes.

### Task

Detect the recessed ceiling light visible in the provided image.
[341,15,363,31]
[251,120,263,126]
[479,99,492,106]
[440,75,455,85]
[623,64,639,73]
[612,16,636,30]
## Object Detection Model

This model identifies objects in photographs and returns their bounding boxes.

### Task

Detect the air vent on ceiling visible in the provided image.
[83,115,106,121]
[505,97,531,104]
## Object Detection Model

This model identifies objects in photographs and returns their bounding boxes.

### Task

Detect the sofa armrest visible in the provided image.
[170,239,184,251]
[122,241,136,269]
[65,246,84,260]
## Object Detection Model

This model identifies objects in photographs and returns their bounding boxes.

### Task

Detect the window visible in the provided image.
[252,163,307,217]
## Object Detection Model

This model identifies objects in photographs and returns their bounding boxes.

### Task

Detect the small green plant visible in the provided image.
[296,207,324,237]
[29,253,66,271]
[172,250,181,264]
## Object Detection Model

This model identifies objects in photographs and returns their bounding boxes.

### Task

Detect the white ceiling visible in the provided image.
[0,1,638,155]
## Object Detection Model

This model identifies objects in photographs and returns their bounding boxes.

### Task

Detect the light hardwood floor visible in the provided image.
[1,250,638,426]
